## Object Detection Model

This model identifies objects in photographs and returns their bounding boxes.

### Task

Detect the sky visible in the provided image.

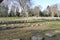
[31,0,60,10]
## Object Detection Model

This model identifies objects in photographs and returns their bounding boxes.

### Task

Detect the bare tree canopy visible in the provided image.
[0,0,31,16]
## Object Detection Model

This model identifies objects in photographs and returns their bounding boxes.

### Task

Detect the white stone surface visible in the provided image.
[45,33,55,37]
[13,39,20,40]
[32,35,43,40]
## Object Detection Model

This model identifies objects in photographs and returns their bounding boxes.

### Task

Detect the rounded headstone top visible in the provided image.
[45,32,55,37]
[32,34,44,40]
[13,39,20,40]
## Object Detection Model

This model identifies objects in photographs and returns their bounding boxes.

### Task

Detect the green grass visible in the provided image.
[0,17,59,23]
[0,17,48,23]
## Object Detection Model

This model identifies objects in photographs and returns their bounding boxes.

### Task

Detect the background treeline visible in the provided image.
[0,5,60,17]
[0,0,60,17]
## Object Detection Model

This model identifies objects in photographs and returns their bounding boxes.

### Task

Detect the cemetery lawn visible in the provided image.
[0,17,59,23]
[0,17,60,40]
[0,17,44,23]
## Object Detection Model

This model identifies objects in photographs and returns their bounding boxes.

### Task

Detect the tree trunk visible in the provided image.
[25,12,28,17]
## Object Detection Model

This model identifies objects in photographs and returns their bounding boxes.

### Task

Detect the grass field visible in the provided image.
[0,17,59,22]
[0,17,60,40]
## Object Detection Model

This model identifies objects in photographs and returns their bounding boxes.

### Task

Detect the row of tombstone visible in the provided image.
[32,33,56,40]
[0,26,14,30]
[12,33,55,40]
[2,32,57,40]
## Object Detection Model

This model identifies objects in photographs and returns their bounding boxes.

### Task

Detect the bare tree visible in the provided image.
[19,0,31,17]
[31,6,40,17]
[46,4,58,17]
[46,6,51,16]
[0,0,31,17]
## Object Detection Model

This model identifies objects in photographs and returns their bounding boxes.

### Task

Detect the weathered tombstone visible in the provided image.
[1,24,6,27]
[45,33,55,37]
[10,24,15,29]
[0,21,1,24]
[32,35,44,40]
[54,30,60,33]
[13,39,20,40]
[2,21,5,24]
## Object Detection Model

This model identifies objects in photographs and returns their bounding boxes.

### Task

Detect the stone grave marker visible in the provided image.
[54,30,60,33]
[32,35,44,40]
[45,32,55,37]
[12,39,20,40]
